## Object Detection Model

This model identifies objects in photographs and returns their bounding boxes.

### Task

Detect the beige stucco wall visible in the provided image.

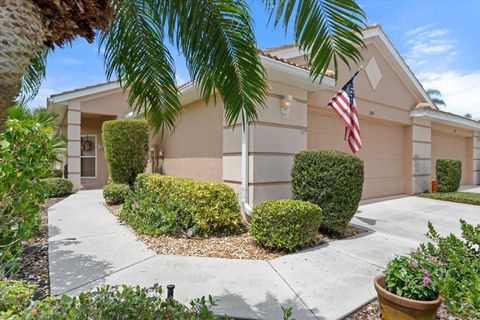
[431,122,473,185]
[79,90,132,119]
[306,43,420,199]
[223,81,308,206]
[151,99,224,182]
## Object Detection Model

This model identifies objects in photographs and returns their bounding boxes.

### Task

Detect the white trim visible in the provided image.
[261,55,335,90]
[49,82,121,105]
[410,109,480,131]
[266,47,307,59]
[80,134,98,179]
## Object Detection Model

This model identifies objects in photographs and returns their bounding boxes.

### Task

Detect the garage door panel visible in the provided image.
[364,177,404,199]
[308,112,405,199]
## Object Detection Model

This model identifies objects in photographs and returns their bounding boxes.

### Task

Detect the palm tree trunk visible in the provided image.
[0,0,46,124]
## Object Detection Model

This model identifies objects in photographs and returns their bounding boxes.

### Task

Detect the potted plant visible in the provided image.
[374,252,442,320]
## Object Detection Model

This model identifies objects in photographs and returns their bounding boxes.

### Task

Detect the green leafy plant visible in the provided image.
[11,284,224,319]
[0,106,64,274]
[418,192,480,205]
[103,183,131,205]
[43,168,63,178]
[435,159,461,193]
[384,253,439,301]
[291,150,364,234]
[102,119,149,186]
[43,178,73,198]
[249,199,323,251]
[0,280,35,317]
[420,220,480,318]
[122,174,241,237]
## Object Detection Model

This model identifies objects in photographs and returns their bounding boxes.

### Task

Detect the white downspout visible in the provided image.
[241,109,252,218]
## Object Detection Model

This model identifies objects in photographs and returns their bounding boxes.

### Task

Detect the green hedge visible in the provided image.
[291,150,364,234]
[436,159,462,193]
[43,178,73,198]
[249,199,323,251]
[0,280,35,316]
[5,282,220,319]
[44,168,63,178]
[122,174,241,237]
[102,119,149,186]
[103,183,130,205]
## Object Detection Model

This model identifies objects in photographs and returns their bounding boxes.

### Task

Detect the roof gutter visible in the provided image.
[410,108,480,131]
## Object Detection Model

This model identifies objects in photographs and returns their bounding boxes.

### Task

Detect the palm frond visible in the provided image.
[263,0,367,82]
[99,0,180,133]
[426,88,446,107]
[426,88,441,97]
[16,49,48,104]
[162,0,268,127]
[431,97,446,108]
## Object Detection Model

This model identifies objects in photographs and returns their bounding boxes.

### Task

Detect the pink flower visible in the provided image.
[410,261,419,269]
[422,276,431,286]
[422,269,431,277]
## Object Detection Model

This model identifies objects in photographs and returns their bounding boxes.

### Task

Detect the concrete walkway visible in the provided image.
[49,190,480,320]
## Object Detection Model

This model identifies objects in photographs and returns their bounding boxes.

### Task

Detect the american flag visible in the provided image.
[327,74,362,154]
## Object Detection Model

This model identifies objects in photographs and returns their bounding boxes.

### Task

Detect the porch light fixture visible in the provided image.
[280,95,294,115]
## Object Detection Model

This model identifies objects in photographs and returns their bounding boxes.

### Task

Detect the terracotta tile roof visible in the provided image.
[258,50,336,78]
[262,44,298,54]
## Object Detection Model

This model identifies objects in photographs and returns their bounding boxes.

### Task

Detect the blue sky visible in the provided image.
[33,0,480,118]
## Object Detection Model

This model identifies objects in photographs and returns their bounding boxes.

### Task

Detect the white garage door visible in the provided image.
[308,111,405,199]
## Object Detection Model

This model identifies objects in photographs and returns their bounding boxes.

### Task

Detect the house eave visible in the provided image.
[410,108,480,131]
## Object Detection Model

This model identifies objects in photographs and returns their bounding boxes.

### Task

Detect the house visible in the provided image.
[49,24,480,204]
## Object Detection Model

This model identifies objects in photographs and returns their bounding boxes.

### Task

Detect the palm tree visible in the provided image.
[426,89,446,108]
[0,0,367,132]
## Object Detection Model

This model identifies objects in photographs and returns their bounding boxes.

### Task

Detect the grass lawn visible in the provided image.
[419,192,480,206]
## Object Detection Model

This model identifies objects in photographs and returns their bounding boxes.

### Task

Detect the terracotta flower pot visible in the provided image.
[374,275,441,320]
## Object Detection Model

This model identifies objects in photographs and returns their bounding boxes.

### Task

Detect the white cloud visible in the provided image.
[57,57,86,65]
[419,71,480,120]
[403,25,456,67]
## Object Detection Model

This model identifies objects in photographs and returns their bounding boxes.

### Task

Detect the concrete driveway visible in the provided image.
[49,190,480,320]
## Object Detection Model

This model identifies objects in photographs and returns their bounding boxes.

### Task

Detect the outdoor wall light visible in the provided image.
[280,95,294,115]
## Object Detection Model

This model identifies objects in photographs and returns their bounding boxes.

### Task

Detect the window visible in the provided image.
[81,134,97,178]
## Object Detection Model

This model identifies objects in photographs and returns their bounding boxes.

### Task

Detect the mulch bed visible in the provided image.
[9,197,66,300]
[106,204,365,260]
[343,299,461,320]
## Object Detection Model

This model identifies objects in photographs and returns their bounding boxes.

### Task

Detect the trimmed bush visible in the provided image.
[12,284,221,319]
[43,178,73,198]
[103,183,130,205]
[0,280,35,316]
[249,199,323,251]
[102,119,149,186]
[436,159,461,193]
[122,174,241,237]
[44,168,63,178]
[291,150,364,234]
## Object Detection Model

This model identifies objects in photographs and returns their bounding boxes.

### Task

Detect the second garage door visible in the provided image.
[431,130,470,185]
[308,110,405,199]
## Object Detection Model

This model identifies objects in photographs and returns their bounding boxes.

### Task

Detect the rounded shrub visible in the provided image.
[291,150,364,234]
[436,159,462,193]
[249,199,323,251]
[43,178,73,198]
[122,174,242,237]
[102,119,149,186]
[103,183,130,205]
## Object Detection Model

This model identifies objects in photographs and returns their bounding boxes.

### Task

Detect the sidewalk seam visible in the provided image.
[267,261,320,320]
[49,230,127,242]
